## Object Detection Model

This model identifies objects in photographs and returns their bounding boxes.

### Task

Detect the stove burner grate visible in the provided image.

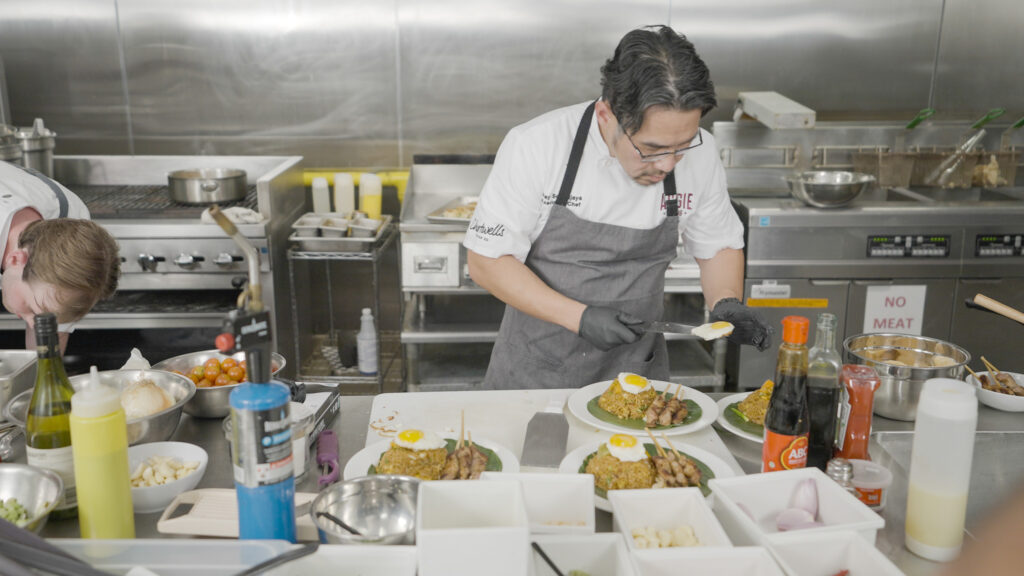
[68,184,258,219]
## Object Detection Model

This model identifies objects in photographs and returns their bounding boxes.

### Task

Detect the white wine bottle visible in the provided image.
[25,313,77,518]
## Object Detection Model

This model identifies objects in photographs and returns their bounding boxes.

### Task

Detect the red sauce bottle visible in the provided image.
[762,316,810,473]
[835,364,880,460]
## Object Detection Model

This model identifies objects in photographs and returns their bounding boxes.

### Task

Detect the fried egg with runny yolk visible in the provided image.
[393,429,446,451]
[616,372,651,394]
[607,434,647,462]
[691,321,734,341]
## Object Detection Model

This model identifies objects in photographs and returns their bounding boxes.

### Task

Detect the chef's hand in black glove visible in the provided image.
[578,306,645,352]
[710,297,773,351]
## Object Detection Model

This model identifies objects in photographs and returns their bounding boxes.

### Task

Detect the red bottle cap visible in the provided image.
[781,316,810,345]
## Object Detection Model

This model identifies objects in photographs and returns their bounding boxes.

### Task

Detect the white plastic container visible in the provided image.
[358,172,383,220]
[332,172,355,214]
[848,458,893,510]
[51,538,291,575]
[709,467,884,547]
[318,217,350,238]
[905,378,977,562]
[417,480,530,576]
[264,544,416,576]
[531,534,636,576]
[630,546,785,576]
[480,471,595,534]
[608,487,731,553]
[356,308,378,376]
[311,177,331,213]
[765,530,903,576]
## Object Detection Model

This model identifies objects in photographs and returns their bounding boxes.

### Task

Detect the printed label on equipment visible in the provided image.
[231,405,294,488]
[751,283,792,299]
[863,285,927,335]
[746,298,829,308]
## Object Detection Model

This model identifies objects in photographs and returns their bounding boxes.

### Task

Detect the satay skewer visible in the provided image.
[643,427,667,458]
[981,356,1001,375]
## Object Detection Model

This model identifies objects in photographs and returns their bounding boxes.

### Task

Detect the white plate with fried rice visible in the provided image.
[558,439,737,512]
[567,380,718,437]
[715,393,765,443]
[343,435,519,481]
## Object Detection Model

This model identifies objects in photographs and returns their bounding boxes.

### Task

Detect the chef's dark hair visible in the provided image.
[601,26,717,135]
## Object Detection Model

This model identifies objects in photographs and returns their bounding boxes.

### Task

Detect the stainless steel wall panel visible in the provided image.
[396,0,669,164]
[117,0,400,166]
[671,0,944,124]
[0,1,130,154]
[932,0,1024,120]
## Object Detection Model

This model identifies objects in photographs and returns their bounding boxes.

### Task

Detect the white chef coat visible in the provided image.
[0,161,91,332]
[463,101,744,262]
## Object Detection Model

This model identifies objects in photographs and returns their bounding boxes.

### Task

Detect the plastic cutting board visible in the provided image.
[156,489,319,541]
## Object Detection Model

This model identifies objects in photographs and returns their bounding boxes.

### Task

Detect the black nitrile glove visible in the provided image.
[578,306,645,351]
[710,297,773,351]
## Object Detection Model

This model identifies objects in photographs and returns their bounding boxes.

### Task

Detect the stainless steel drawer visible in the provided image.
[402,242,461,287]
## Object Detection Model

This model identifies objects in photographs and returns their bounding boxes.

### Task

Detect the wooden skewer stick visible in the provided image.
[643,428,667,458]
[661,433,683,461]
[459,410,465,450]
[467,430,475,450]
[964,364,984,383]
[981,356,1001,376]
[673,383,684,401]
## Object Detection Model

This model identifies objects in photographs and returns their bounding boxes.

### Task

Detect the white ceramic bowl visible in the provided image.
[967,371,1024,412]
[480,472,595,534]
[128,442,208,513]
[609,487,731,553]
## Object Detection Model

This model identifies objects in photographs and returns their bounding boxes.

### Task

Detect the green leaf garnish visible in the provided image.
[724,402,764,437]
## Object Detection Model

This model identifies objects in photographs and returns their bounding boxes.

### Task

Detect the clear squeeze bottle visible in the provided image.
[806,313,842,470]
[25,313,77,519]
[70,366,134,538]
[905,378,977,562]
[762,316,810,473]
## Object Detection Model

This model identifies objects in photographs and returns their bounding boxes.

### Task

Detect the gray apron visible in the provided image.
[483,101,681,389]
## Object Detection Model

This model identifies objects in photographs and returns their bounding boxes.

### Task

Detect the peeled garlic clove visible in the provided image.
[776,507,815,532]
[789,478,819,519]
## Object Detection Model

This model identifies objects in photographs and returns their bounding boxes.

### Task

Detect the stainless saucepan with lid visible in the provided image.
[168,168,247,204]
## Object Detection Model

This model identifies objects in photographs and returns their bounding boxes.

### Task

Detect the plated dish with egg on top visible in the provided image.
[342,427,519,481]
[567,374,717,436]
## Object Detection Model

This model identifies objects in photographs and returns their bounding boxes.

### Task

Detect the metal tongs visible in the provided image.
[925,108,1004,186]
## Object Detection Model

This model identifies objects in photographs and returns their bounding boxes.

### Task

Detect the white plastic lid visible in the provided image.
[849,459,893,490]
[71,366,123,418]
[361,307,372,316]
[917,378,977,421]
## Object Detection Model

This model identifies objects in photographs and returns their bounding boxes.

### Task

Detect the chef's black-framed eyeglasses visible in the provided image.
[624,129,703,163]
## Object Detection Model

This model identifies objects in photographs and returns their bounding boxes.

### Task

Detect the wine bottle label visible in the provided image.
[762,431,808,473]
[230,406,294,488]
[26,445,77,508]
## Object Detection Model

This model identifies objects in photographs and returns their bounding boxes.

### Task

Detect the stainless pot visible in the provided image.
[168,168,247,204]
[843,333,970,421]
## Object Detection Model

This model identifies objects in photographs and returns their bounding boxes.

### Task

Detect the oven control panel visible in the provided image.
[975,234,1024,257]
[867,234,950,258]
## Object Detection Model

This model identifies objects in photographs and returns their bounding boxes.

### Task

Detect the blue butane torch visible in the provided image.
[210,206,295,542]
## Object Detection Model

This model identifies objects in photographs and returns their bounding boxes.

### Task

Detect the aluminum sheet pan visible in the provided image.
[425,196,478,224]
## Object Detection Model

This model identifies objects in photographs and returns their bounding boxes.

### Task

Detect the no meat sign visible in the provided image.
[863,285,927,335]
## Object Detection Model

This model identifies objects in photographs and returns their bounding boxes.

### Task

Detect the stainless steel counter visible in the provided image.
[38,393,1024,576]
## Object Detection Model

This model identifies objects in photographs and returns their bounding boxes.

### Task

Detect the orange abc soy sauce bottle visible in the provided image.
[762,316,811,473]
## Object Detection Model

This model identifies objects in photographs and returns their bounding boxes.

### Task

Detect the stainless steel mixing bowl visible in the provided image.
[151,350,286,418]
[310,475,420,545]
[0,463,64,533]
[3,369,195,445]
[844,333,971,421]
[785,171,876,208]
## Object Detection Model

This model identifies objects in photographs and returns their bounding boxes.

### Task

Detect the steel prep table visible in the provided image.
[36,391,1024,576]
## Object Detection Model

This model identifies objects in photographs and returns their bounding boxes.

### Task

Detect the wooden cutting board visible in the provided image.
[156,489,319,541]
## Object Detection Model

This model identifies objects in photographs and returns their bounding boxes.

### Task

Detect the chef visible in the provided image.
[0,161,120,350]
[465,26,771,389]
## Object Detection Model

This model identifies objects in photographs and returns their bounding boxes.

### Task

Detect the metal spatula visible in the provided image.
[520,400,569,469]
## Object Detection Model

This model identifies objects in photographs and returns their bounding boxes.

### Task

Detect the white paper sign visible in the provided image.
[863,285,927,335]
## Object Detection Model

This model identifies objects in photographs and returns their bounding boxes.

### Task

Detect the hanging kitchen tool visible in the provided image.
[983,115,1024,186]
[915,108,1004,188]
[965,293,1024,326]
[168,168,247,204]
[853,108,933,188]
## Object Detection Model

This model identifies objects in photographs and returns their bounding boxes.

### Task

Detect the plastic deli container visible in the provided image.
[849,459,893,510]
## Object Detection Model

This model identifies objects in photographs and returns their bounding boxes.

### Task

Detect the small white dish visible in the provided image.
[479,472,595,534]
[348,219,380,238]
[319,218,350,238]
[609,487,731,552]
[531,534,636,576]
[566,380,718,437]
[630,546,785,576]
[128,442,208,513]
[715,392,764,443]
[765,530,903,576]
[343,435,519,480]
[967,371,1024,412]
[558,439,737,512]
[291,215,322,236]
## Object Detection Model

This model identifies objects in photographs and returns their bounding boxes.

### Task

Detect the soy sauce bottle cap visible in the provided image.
[781,315,810,345]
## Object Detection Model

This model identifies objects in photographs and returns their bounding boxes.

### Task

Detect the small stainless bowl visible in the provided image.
[785,171,875,208]
[151,350,286,419]
[310,475,420,545]
[844,333,970,421]
[0,463,64,533]
[3,369,195,445]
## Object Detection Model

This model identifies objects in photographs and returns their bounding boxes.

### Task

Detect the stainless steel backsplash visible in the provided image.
[0,0,1017,167]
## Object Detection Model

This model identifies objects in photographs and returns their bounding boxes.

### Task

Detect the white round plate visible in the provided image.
[567,380,718,436]
[715,393,764,443]
[558,439,738,512]
[967,372,1024,412]
[343,435,520,480]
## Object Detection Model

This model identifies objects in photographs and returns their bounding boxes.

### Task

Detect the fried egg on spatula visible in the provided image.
[691,321,734,340]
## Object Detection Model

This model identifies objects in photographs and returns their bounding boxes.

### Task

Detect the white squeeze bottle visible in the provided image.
[333,173,355,214]
[357,308,378,376]
[311,177,331,213]
[905,378,977,562]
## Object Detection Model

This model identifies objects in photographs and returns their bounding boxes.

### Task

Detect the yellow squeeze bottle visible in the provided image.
[70,366,135,538]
